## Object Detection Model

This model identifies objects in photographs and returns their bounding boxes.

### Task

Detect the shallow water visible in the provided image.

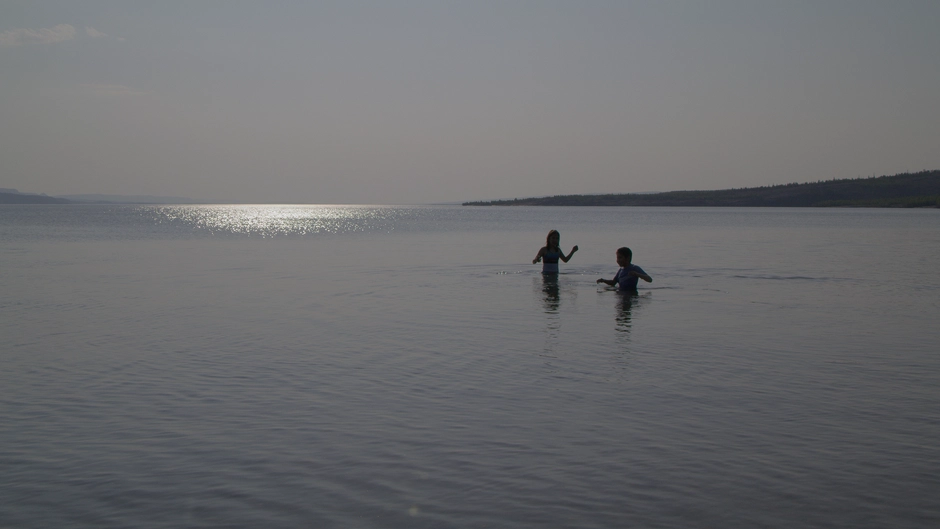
[2,205,939,528]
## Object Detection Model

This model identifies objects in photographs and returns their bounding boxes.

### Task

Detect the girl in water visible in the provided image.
[532,230,578,274]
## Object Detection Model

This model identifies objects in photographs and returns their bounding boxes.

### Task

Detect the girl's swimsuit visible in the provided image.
[542,249,561,274]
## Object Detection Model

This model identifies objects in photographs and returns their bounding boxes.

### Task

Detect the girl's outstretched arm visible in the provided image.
[532,247,546,264]
[560,245,579,263]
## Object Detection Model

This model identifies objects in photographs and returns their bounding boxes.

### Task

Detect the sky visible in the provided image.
[1,1,938,204]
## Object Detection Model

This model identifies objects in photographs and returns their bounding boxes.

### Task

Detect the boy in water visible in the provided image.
[597,247,652,292]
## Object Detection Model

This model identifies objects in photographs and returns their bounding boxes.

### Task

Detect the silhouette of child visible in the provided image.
[597,247,652,291]
[533,230,578,274]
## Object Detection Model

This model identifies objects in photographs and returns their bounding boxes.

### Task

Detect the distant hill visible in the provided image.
[0,190,71,204]
[464,170,940,207]
[58,194,210,204]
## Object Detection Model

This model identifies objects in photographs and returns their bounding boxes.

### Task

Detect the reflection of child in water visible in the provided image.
[532,230,578,274]
[597,247,652,292]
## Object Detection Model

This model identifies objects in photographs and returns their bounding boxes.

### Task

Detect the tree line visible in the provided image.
[463,170,940,207]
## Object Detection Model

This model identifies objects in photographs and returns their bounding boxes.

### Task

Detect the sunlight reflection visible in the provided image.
[148,205,416,237]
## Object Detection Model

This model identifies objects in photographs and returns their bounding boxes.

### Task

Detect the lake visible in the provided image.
[2,205,938,528]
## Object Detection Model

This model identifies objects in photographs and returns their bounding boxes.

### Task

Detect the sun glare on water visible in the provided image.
[149,205,417,237]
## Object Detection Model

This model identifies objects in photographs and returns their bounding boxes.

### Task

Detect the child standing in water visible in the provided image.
[533,230,578,274]
[597,247,652,292]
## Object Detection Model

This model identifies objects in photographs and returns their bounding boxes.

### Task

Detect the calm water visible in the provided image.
[2,205,938,528]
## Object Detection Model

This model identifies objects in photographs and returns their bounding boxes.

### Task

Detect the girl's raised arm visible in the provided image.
[560,245,579,263]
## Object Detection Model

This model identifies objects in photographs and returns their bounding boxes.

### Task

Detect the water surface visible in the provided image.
[2,205,938,528]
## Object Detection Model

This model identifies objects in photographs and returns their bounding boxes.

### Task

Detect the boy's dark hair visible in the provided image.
[617,247,632,261]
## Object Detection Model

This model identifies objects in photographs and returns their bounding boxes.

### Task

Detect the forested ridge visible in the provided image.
[464,170,940,207]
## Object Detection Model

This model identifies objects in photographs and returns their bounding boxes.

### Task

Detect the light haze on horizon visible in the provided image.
[2,1,938,204]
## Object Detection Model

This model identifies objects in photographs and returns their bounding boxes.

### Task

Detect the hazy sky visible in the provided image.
[2,1,938,203]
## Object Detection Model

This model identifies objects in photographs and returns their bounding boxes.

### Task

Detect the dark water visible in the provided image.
[2,205,938,528]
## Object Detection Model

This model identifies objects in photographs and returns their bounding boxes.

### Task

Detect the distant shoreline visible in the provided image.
[463,170,940,208]
[0,191,218,205]
[4,170,939,207]
[0,192,71,205]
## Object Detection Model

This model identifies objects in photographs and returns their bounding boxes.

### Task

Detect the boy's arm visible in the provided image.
[628,270,652,283]
[596,270,617,286]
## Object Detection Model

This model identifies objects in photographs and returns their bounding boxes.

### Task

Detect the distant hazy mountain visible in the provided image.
[0,189,226,205]
[57,194,214,204]
[0,189,71,204]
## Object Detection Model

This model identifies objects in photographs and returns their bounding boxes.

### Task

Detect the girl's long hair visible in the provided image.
[545,230,560,250]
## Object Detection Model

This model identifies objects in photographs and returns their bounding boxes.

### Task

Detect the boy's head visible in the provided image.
[616,247,632,267]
